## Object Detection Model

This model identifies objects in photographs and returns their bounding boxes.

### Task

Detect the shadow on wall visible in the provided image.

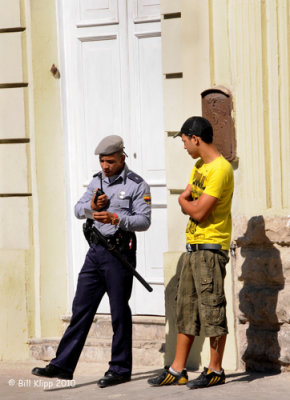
[164,252,205,370]
[237,216,285,372]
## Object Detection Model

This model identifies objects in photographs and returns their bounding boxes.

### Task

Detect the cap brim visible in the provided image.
[173,131,182,138]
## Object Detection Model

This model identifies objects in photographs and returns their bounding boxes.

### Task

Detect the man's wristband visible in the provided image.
[111,213,119,226]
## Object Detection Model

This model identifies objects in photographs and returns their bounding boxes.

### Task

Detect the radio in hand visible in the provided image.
[93,188,105,205]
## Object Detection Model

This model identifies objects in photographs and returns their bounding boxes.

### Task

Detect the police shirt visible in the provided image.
[74,164,151,237]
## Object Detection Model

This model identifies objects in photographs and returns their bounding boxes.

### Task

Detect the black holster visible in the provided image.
[82,219,136,253]
[82,219,152,293]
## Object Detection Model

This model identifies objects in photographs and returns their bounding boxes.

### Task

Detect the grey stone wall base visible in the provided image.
[28,315,165,367]
[233,215,290,372]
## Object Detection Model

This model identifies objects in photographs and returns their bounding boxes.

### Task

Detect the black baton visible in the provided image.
[92,226,153,293]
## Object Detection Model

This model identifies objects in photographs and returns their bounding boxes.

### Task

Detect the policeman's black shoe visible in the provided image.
[31,364,73,380]
[147,366,188,386]
[186,367,225,389]
[97,370,131,388]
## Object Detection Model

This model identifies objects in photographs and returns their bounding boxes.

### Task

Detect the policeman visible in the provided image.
[32,135,151,387]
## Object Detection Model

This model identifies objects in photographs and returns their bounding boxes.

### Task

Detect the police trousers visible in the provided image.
[50,243,135,375]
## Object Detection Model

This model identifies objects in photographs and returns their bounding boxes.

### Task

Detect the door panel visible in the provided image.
[127,1,167,314]
[77,0,119,26]
[79,35,123,177]
[134,0,161,22]
[135,33,165,183]
[59,0,167,315]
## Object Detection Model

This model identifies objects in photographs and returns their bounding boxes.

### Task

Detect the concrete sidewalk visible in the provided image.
[0,360,289,400]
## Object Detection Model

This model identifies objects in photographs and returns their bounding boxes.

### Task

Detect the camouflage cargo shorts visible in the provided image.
[176,249,229,337]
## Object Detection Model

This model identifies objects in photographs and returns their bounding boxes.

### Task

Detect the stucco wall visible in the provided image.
[29,0,68,338]
[161,0,290,371]
[0,0,31,360]
[1,0,289,372]
[0,0,68,359]
[161,0,237,371]
[233,216,290,371]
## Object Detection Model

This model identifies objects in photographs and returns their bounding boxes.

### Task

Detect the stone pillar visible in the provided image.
[233,215,290,372]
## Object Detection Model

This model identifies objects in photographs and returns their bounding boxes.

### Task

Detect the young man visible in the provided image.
[148,116,234,389]
[32,135,151,387]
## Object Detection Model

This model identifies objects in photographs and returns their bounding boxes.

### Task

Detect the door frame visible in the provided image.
[56,0,167,314]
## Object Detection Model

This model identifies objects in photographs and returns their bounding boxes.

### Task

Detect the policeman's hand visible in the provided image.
[92,211,114,224]
[91,191,108,210]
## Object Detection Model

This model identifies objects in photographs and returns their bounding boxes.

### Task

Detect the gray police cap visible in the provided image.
[94,135,125,155]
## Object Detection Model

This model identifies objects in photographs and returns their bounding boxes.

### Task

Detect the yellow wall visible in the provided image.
[161,0,237,370]
[210,0,289,216]
[0,0,69,359]
[1,0,289,367]
[161,0,289,370]
[29,0,68,338]
[0,0,31,360]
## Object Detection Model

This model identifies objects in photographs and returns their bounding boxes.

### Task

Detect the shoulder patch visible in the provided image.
[127,171,143,184]
[143,193,151,205]
[93,171,102,178]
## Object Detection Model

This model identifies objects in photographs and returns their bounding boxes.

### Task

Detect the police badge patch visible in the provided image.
[118,191,126,199]
[143,193,151,205]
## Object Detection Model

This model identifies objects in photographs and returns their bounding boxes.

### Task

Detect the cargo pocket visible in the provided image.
[201,293,226,326]
[200,276,213,294]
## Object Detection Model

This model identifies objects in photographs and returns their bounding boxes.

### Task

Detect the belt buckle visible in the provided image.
[186,243,198,252]
[191,244,198,252]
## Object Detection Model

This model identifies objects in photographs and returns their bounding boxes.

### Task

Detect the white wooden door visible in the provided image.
[58,0,167,315]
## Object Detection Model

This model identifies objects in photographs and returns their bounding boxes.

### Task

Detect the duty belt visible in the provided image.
[91,229,136,252]
[82,220,152,292]
[186,243,222,252]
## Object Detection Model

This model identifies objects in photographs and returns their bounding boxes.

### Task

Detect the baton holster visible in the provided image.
[82,219,136,253]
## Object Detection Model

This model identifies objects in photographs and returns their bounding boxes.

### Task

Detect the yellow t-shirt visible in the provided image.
[186,155,234,250]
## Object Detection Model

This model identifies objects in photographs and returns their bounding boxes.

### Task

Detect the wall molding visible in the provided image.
[163,13,181,20]
[0,27,26,33]
[0,83,28,89]
[0,138,30,144]
[0,193,32,197]
[164,72,183,79]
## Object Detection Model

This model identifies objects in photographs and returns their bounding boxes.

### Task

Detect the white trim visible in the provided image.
[78,34,117,42]
[134,31,161,39]
[146,280,164,285]
[56,0,166,315]
[76,20,119,28]
[133,17,160,24]
[24,0,41,337]
[146,181,166,186]
[151,204,167,209]
[56,0,78,304]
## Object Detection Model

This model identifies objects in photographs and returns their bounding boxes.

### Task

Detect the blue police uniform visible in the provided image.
[49,163,151,377]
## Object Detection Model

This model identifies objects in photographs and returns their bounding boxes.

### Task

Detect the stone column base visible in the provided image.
[233,215,290,372]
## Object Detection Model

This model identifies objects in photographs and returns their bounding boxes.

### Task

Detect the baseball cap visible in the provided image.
[174,116,213,142]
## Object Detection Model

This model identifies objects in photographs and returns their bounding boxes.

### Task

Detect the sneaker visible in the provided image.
[147,366,188,386]
[187,367,225,389]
